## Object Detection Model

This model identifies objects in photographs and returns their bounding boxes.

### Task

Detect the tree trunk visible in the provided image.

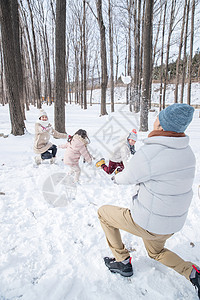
[50,4,56,103]
[66,38,69,104]
[152,1,162,68]
[159,1,167,111]
[133,0,141,113]
[138,0,145,113]
[125,38,129,105]
[162,0,176,109]
[44,25,52,105]
[187,0,195,105]
[26,0,41,109]
[83,0,87,109]
[127,0,132,112]
[180,0,190,103]
[19,0,36,106]
[108,0,114,112]
[55,0,66,133]
[74,46,79,105]
[20,20,34,107]
[0,0,25,135]
[0,38,5,105]
[80,23,83,109]
[115,28,119,82]
[174,0,187,103]
[10,0,25,119]
[140,0,154,132]
[90,53,97,106]
[96,0,108,116]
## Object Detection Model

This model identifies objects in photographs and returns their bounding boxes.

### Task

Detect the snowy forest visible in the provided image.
[0,0,200,134]
[1,0,200,300]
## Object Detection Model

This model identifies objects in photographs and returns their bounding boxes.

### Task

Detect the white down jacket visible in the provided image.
[115,135,196,234]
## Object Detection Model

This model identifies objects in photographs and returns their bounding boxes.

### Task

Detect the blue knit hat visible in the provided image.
[159,103,194,133]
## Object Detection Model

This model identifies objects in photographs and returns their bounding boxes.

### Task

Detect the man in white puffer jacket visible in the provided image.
[98,104,200,298]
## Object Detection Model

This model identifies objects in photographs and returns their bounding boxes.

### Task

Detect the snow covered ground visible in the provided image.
[0,87,200,300]
[89,82,200,106]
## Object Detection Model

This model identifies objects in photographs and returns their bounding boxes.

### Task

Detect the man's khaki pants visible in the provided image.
[98,205,194,280]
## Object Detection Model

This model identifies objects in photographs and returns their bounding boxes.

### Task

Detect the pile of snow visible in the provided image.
[0,101,200,300]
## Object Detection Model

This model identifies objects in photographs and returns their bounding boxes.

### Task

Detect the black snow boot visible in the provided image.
[190,265,200,299]
[104,256,133,277]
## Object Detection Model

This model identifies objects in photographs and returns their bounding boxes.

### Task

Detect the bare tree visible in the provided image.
[54,0,66,132]
[180,0,190,103]
[127,0,133,112]
[10,0,25,119]
[133,0,141,113]
[0,40,5,105]
[26,0,41,109]
[152,1,162,68]
[114,27,119,82]
[96,0,108,115]
[140,0,154,131]
[83,0,87,109]
[138,0,146,113]
[19,0,36,105]
[0,0,25,135]
[162,0,176,109]
[36,1,53,106]
[108,0,114,112]
[79,19,84,108]
[174,0,187,103]
[159,0,167,111]
[187,0,195,105]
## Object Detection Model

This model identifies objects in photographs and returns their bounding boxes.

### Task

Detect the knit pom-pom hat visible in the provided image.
[38,109,48,120]
[128,129,137,141]
[159,103,194,133]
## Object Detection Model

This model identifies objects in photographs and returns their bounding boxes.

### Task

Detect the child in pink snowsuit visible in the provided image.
[59,129,93,182]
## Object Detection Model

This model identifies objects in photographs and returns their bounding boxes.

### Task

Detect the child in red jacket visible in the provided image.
[96,129,137,175]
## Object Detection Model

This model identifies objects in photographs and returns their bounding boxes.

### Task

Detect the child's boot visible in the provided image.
[114,167,121,175]
[35,155,42,165]
[96,158,105,168]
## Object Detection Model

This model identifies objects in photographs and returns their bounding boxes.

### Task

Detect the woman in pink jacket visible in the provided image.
[59,129,93,182]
